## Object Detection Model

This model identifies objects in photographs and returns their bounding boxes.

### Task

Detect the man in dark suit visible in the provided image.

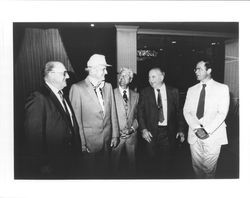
[112,67,139,177]
[138,67,185,177]
[24,61,81,178]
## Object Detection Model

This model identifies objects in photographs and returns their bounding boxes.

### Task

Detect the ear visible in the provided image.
[207,68,212,74]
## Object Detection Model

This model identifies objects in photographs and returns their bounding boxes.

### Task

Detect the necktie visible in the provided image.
[123,90,128,103]
[58,90,73,126]
[196,84,206,119]
[157,89,164,123]
[94,86,105,114]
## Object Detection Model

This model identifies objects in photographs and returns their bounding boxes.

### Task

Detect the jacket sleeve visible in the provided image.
[174,88,185,133]
[138,90,147,131]
[69,84,86,147]
[24,92,47,168]
[109,84,119,138]
[131,93,139,130]
[203,85,230,134]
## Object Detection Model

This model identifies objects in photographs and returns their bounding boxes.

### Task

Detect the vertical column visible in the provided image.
[115,25,139,74]
[224,39,239,100]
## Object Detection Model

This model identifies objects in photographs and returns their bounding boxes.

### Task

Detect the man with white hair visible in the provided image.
[112,67,139,177]
[69,54,119,177]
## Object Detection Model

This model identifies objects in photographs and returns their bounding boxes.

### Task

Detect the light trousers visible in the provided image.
[111,136,137,176]
[190,139,221,179]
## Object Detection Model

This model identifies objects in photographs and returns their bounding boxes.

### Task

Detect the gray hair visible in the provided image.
[119,67,134,79]
[43,61,62,77]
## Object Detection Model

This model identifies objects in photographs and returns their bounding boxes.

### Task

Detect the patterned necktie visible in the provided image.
[58,90,73,126]
[196,84,206,119]
[93,85,105,114]
[123,90,128,103]
[157,89,164,123]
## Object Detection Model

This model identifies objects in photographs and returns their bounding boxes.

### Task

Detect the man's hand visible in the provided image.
[111,137,119,148]
[82,145,90,153]
[194,128,209,140]
[120,128,134,139]
[142,129,152,143]
[176,132,185,143]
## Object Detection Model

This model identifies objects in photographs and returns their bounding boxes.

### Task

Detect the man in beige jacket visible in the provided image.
[69,54,119,177]
[112,67,139,177]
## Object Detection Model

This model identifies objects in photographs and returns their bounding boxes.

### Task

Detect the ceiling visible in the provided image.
[14,22,238,54]
[14,22,238,35]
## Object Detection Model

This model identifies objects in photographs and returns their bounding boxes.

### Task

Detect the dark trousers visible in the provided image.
[144,126,173,178]
[76,149,111,178]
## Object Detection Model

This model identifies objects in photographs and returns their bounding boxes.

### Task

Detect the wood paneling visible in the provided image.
[14,28,73,99]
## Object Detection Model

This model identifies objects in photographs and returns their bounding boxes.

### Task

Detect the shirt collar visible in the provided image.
[199,78,213,88]
[45,81,61,95]
[88,76,105,88]
[154,83,166,92]
[119,86,129,97]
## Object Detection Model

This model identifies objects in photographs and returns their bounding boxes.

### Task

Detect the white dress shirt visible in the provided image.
[45,81,74,125]
[197,78,212,124]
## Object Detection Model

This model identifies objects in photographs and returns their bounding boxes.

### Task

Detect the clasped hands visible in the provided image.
[120,127,134,139]
[194,128,209,140]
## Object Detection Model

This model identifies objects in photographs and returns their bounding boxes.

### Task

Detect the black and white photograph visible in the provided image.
[0,1,250,198]
[13,22,239,180]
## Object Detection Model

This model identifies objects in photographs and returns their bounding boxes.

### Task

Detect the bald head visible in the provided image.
[44,61,69,90]
[148,68,165,89]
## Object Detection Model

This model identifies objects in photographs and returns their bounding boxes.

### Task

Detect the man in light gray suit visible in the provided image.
[183,60,230,178]
[69,54,119,177]
[112,67,139,177]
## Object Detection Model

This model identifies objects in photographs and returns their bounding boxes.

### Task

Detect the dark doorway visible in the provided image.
[136,34,225,93]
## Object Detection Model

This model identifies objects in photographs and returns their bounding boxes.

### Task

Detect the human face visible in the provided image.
[194,61,211,83]
[118,71,131,89]
[91,66,107,82]
[148,69,164,89]
[49,63,69,90]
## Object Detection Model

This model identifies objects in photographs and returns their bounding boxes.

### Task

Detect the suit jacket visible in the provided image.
[69,77,119,153]
[183,79,230,146]
[138,84,184,143]
[114,88,139,143]
[24,83,81,176]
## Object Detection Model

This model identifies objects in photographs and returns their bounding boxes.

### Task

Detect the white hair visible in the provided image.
[119,67,134,79]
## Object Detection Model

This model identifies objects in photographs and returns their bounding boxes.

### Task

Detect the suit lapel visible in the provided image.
[102,83,110,116]
[43,84,73,128]
[127,89,134,117]
[115,89,127,116]
[149,87,158,109]
[84,78,103,111]
[166,86,172,122]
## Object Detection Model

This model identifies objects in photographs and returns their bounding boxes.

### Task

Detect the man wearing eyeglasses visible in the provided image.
[183,60,230,178]
[24,61,82,178]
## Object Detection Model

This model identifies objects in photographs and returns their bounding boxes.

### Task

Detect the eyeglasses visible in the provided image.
[193,68,204,72]
[50,71,69,77]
